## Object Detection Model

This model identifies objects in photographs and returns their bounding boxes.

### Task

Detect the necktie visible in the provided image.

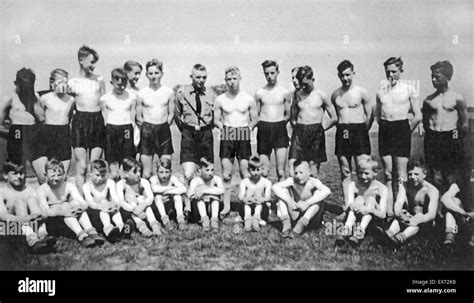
[195,91,202,116]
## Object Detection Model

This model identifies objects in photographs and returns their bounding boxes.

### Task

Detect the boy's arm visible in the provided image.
[344,182,356,210]
[201,177,225,196]
[375,93,382,124]
[321,92,337,131]
[0,95,13,138]
[213,99,223,130]
[165,176,187,195]
[99,77,106,97]
[99,96,108,126]
[35,95,46,123]
[173,91,184,131]
[361,88,373,130]
[82,183,103,210]
[68,183,88,209]
[135,95,144,127]
[0,193,23,222]
[371,184,388,219]
[107,180,120,205]
[290,92,299,126]
[283,91,292,122]
[254,91,262,117]
[116,181,135,212]
[421,99,430,132]
[238,179,248,202]
[37,187,63,217]
[272,178,298,209]
[26,193,43,220]
[441,183,467,215]
[262,179,272,203]
[150,176,175,194]
[413,185,439,225]
[301,178,331,208]
[455,94,469,133]
[409,94,422,132]
[249,97,259,130]
[167,93,175,126]
[141,179,154,206]
[393,183,407,217]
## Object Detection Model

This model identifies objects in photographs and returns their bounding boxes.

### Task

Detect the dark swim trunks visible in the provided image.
[257,120,289,155]
[289,123,327,163]
[139,122,174,156]
[378,119,411,158]
[335,123,371,157]
[71,111,105,149]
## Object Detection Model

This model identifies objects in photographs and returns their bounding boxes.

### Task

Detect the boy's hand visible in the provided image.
[194,186,205,199]
[289,201,301,212]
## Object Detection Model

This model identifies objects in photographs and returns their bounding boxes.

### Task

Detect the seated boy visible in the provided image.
[188,157,225,232]
[0,160,55,254]
[335,156,388,247]
[378,158,439,246]
[37,159,105,247]
[440,172,474,246]
[238,156,272,232]
[149,158,187,231]
[272,159,331,238]
[116,157,162,237]
[83,159,133,242]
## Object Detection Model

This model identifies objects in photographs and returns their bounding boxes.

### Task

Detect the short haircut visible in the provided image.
[124,60,143,72]
[3,160,24,174]
[78,45,99,63]
[296,65,313,82]
[91,159,108,175]
[157,158,172,170]
[111,68,128,80]
[248,156,262,170]
[357,156,379,172]
[224,66,240,76]
[49,68,68,83]
[199,157,213,168]
[45,158,65,174]
[261,60,279,71]
[192,63,207,72]
[383,57,403,71]
[293,159,309,170]
[16,68,36,85]
[337,60,354,74]
[122,157,140,172]
[146,59,163,72]
[407,157,427,173]
[430,61,454,81]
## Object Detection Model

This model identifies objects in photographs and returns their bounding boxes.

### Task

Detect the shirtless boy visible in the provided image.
[68,45,106,191]
[32,69,75,184]
[289,66,337,177]
[136,59,175,179]
[0,161,55,254]
[272,160,332,238]
[100,68,137,180]
[331,60,372,189]
[124,60,143,149]
[255,60,291,180]
[376,57,422,217]
[214,66,259,218]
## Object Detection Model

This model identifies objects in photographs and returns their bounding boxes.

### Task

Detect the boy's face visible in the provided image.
[127,66,142,87]
[291,70,300,91]
[200,164,215,181]
[249,166,262,180]
[111,73,127,93]
[191,69,207,90]
[51,74,68,94]
[299,76,314,94]
[6,169,25,188]
[293,163,310,185]
[263,66,278,85]
[157,166,171,182]
[79,54,96,75]
[338,67,354,88]
[384,63,402,86]
[146,66,163,85]
[357,167,375,184]
[431,69,448,89]
[408,167,426,187]
[225,72,241,92]
[91,168,107,186]
[125,166,141,183]
[46,168,65,187]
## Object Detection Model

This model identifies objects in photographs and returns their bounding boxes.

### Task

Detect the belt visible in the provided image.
[182,124,213,131]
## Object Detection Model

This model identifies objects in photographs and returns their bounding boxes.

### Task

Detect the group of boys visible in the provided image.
[0,44,472,255]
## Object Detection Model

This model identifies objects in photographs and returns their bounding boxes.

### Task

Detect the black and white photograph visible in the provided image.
[0,0,472,297]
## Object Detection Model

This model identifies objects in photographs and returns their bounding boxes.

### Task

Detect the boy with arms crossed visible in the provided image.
[100,68,137,180]
[335,156,388,247]
[238,156,272,232]
[150,158,187,231]
[32,68,75,184]
[188,157,225,232]
[68,45,106,191]
[37,159,104,247]
[272,160,332,238]
[136,59,175,179]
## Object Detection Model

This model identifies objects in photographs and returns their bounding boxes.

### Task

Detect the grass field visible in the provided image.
[0,126,473,270]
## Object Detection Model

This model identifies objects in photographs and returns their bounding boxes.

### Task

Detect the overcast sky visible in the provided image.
[1,0,472,105]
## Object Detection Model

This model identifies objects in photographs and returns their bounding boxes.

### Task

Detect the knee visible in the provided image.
[142,171,152,179]
[184,169,194,183]
[383,170,392,182]
[223,173,232,183]
[76,161,87,175]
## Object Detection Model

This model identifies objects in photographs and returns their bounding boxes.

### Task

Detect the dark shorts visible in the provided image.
[41,216,76,239]
[335,123,371,157]
[219,126,251,160]
[289,123,327,163]
[424,129,465,171]
[257,120,289,155]
[7,125,37,164]
[34,124,71,161]
[378,119,411,158]
[71,111,105,149]
[86,208,120,232]
[180,127,214,164]
[139,122,173,156]
[105,124,136,163]
[150,196,181,222]
[238,203,269,221]
[188,197,223,223]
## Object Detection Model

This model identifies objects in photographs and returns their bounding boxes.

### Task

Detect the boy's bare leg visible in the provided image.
[182,162,196,215]
[381,155,394,217]
[31,157,48,184]
[275,148,287,181]
[140,155,154,179]
[109,162,120,181]
[74,148,88,192]
[221,158,234,218]
[196,201,210,231]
